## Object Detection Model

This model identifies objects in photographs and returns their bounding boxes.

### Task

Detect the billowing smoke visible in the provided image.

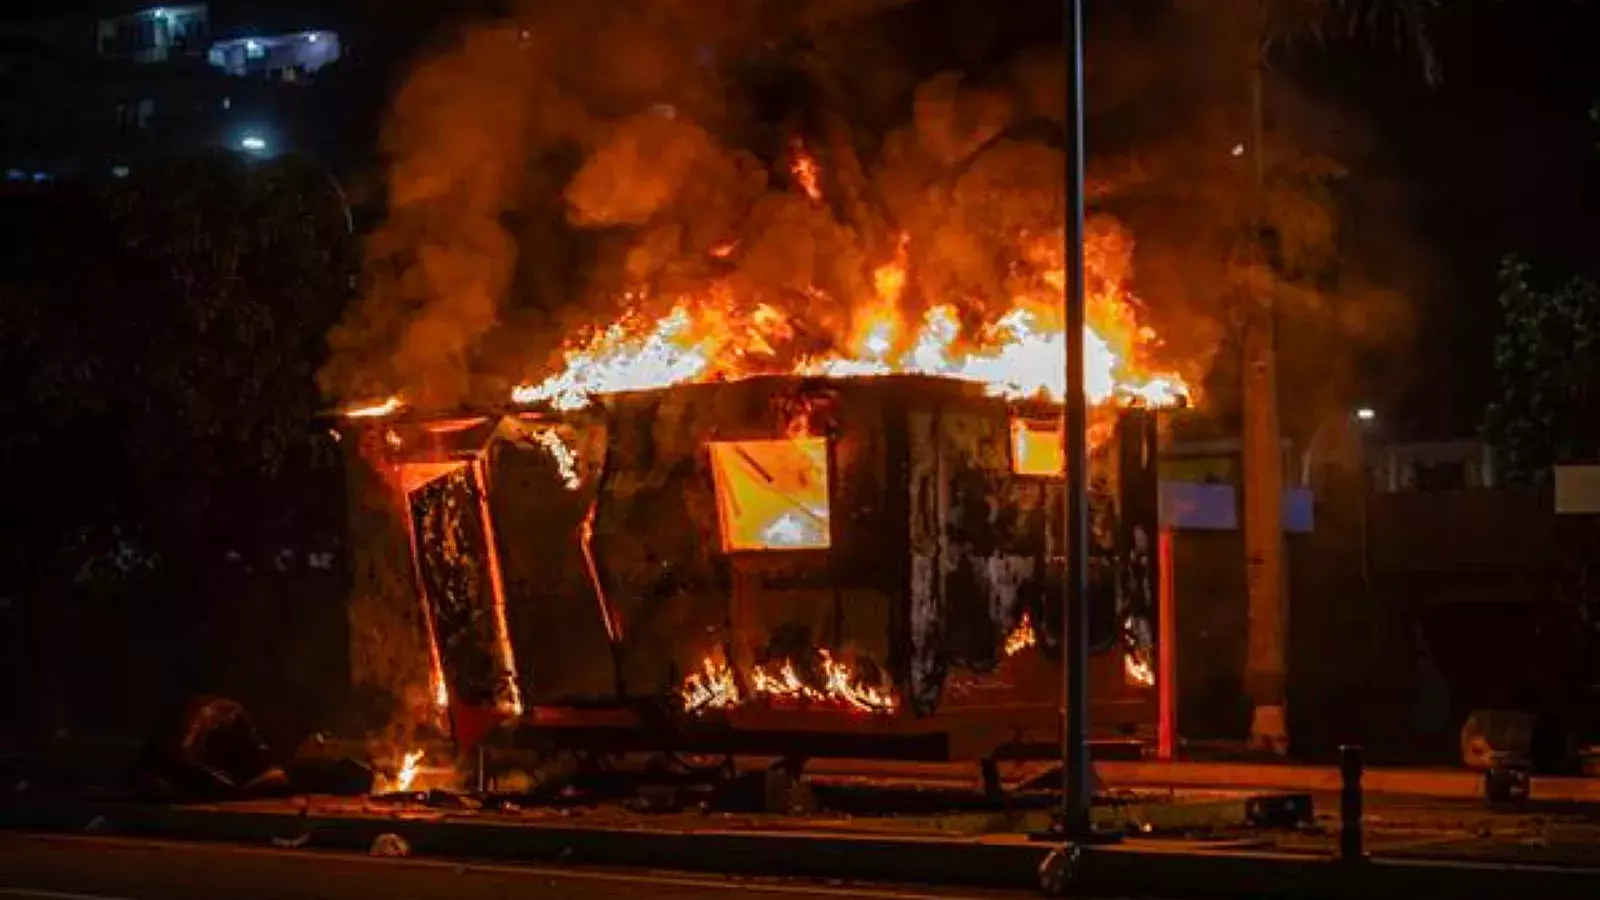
[322,0,1419,419]
[321,0,792,406]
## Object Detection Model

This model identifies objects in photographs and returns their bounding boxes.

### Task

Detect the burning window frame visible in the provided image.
[706,435,834,553]
[1009,416,1066,478]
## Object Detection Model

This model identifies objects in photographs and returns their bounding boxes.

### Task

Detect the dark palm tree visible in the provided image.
[1231,0,1438,754]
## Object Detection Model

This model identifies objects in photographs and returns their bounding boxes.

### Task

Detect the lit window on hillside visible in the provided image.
[709,438,831,551]
[1011,418,1064,477]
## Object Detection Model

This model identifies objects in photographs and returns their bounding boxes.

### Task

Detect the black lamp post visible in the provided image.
[1059,0,1092,842]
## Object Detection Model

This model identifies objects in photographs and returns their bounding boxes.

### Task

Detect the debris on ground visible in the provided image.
[369,833,410,857]
[129,696,288,802]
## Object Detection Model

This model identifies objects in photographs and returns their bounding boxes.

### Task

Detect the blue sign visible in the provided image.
[1159,482,1314,533]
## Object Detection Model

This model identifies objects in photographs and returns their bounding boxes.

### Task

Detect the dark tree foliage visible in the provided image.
[0,150,356,734]
[1479,92,1597,481]
[1482,257,1600,483]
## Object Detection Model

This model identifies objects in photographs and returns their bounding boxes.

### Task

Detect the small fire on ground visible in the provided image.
[372,748,426,794]
[680,648,897,715]
[372,748,456,795]
[1004,611,1037,657]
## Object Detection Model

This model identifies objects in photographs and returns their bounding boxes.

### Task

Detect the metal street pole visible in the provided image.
[1060,0,1092,841]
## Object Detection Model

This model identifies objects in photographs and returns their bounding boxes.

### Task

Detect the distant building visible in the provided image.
[208,30,340,81]
[96,4,211,63]
[0,3,344,181]
[1370,440,1499,493]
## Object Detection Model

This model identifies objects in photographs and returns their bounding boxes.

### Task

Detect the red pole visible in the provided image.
[1157,527,1177,760]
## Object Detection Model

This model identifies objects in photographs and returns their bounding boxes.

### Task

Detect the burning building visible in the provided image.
[340,371,1165,760]
[329,9,1193,760]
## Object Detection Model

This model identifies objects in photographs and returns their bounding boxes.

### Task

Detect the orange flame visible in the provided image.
[815,649,896,713]
[512,237,1187,413]
[749,658,817,702]
[1004,611,1037,657]
[680,653,740,712]
[512,304,711,411]
[829,231,911,374]
[1124,649,1156,687]
[512,146,1187,414]
[790,139,823,202]
[374,747,458,795]
[682,649,897,715]
[345,395,404,419]
[393,748,425,793]
[532,427,581,490]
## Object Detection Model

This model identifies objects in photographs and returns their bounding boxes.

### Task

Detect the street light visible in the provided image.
[239,134,268,154]
[1355,406,1377,423]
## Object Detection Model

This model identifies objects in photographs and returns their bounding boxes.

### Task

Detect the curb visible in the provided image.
[5,800,1600,899]
[1095,761,1600,804]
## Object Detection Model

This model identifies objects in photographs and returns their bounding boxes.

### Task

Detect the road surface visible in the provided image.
[0,834,1027,900]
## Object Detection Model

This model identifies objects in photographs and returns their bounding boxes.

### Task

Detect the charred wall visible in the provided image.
[906,403,1037,713]
[489,416,615,702]
[343,379,1165,741]
[923,405,1159,726]
[408,462,515,711]
[593,377,902,701]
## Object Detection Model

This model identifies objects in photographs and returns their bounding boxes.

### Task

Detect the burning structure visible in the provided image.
[336,136,1187,758]
[341,373,1164,759]
[329,1,1194,761]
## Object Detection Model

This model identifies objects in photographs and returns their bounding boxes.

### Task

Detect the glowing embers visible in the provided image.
[1010,417,1065,477]
[708,437,832,551]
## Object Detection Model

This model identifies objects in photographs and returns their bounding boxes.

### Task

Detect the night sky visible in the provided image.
[1376,2,1598,437]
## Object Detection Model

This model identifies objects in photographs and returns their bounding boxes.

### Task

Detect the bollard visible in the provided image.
[1339,744,1364,863]
[1485,761,1530,806]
